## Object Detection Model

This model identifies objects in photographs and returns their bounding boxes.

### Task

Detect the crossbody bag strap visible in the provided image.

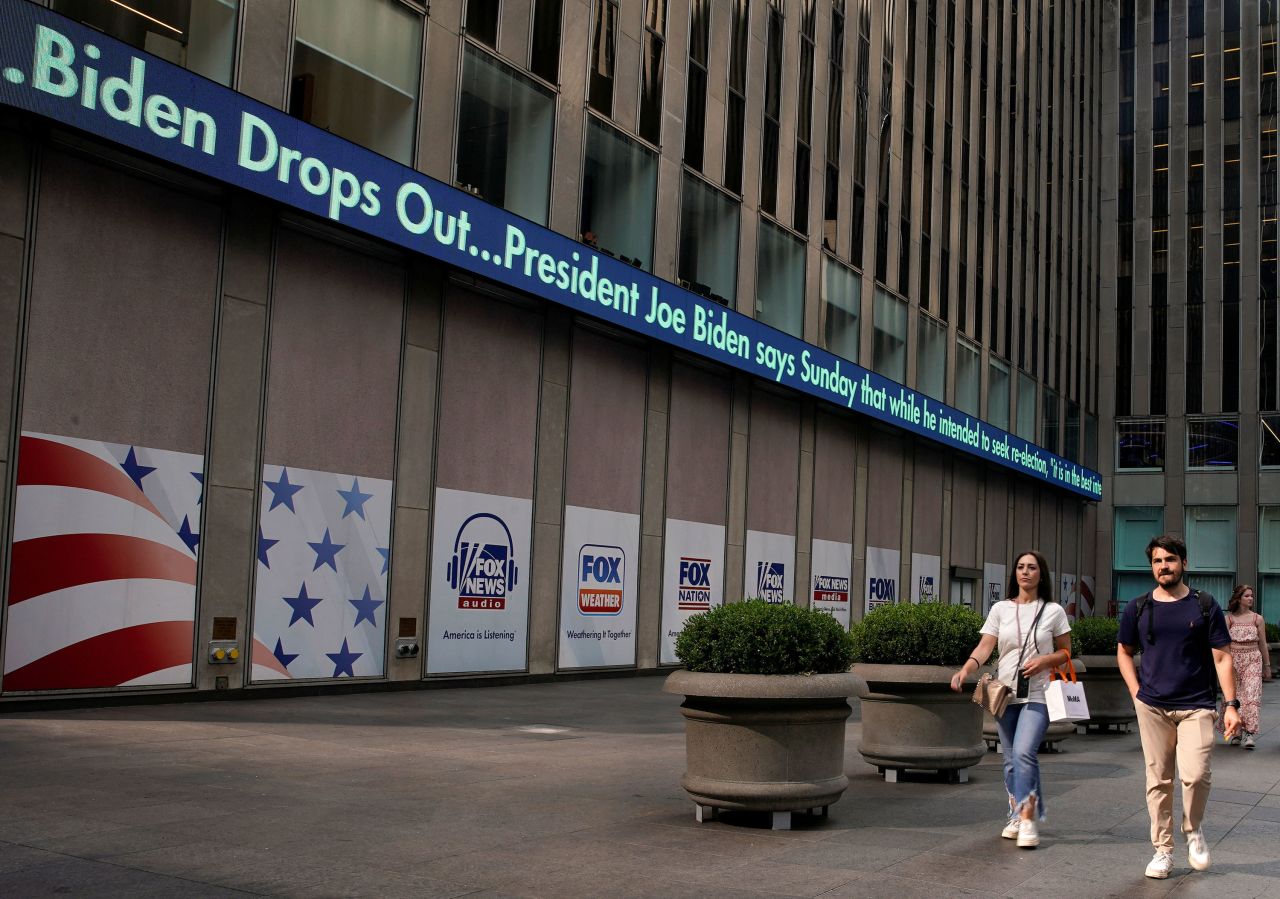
[1015,600,1048,669]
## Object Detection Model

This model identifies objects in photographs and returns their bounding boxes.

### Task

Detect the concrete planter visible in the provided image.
[852,664,984,782]
[1269,643,1280,678]
[663,670,867,829]
[982,657,1088,753]
[1076,655,1136,731]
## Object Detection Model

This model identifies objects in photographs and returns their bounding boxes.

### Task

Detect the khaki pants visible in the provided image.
[1134,699,1216,852]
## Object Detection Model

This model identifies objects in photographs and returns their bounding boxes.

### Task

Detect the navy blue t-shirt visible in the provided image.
[1117,589,1232,710]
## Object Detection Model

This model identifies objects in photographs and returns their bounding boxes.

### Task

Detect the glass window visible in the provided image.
[724,0,749,193]
[292,0,421,165]
[1261,508,1280,620]
[1184,506,1237,585]
[53,0,240,86]
[1064,402,1081,463]
[1117,419,1166,470]
[988,356,1010,431]
[678,173,740,306]
[955,339,980,417]
[639,0,667,145]
[588,0,618,115]
[466,0,500,47]
[530,0,564,83]
[581,117,658,270]
[760,0,784,216]
[1040,388,1060,453]
[821,256,861,363]
[1085,413,1099,469]
[1015,371,1037,442]
[684,0,711,169]
[872,287,908,382]
[457,46,555,225]
[755,219,805,337]
[916,313,947,401]
[1187,417,1238,469]
[1115,506,1165,571]
[1263,414,1280,466]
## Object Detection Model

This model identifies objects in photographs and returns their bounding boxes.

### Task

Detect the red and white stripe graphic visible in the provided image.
[3,433,200,691]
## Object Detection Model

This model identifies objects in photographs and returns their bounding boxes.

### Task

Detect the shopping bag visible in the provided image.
[1045,657,1090,723]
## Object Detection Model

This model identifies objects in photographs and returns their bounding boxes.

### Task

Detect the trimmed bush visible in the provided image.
[1266,622,1280,644]
[1071,616,1120,655]
[848,602,983,666]
[675,599,856,675]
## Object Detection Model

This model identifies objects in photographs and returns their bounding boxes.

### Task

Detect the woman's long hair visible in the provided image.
[1005,550,1055,602]
[1228,583,1255,614]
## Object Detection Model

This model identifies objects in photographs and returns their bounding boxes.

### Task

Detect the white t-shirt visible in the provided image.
[980,600,1072,705]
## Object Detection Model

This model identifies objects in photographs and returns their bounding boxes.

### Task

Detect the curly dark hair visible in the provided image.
[1228,584,1256,615]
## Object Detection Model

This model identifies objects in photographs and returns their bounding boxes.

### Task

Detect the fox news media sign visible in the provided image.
[427,488,532,674]
[558,506,639,669]
[661,518,725,665]
[810,538,853,627]
[0,0,1103,503]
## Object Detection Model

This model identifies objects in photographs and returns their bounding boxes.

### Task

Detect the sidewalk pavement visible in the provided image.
[1,677,1279,899]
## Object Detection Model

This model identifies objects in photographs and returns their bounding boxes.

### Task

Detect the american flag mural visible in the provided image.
[251,464,391,681]
[3,433,202,692]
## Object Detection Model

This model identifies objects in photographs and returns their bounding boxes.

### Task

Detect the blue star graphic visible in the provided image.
[377,546,390,575]
[337,478,374,520]
[348,586,384,628]
[272,638,298,670]
[326,639,362,678]
[308,528,345,572]
[121,448,156,491]
[257,527,278,568]
[177,515,200,553]
[192,471,204,505]
[263,468,304,513]
[282,583,323,627]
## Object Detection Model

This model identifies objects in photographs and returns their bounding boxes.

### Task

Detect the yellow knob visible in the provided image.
[228,647,240,661]
[213,648,226,661]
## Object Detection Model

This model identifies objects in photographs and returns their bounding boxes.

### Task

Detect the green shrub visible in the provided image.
[675,599,856,675]
[1071,616,1120,655]
[847,602,983,666]
[1266,622,1280,644]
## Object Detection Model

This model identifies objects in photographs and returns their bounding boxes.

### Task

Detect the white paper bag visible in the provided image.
[1045,677,1090,722]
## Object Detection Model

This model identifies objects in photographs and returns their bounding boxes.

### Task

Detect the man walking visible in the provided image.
[1117,534,1240,879]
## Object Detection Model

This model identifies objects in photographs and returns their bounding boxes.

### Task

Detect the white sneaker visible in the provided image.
[1001,813,1021,839]
[1229,734,1242,745]
[1016,818,1039,848]
[1244,732,1257,750]
[1187,829,1211,871]
[1145,851,1174,879]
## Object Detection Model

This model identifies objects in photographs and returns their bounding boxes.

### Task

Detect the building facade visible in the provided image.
[0,0,1103,700]
[1100,0,1280,619]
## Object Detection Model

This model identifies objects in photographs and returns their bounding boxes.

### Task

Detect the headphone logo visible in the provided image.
[446,512,518,610]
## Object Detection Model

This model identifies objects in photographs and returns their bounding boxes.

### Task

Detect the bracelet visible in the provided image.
[967,656,982,668]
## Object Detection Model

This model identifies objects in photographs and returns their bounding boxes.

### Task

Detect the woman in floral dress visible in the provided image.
[1217,584,1271,748]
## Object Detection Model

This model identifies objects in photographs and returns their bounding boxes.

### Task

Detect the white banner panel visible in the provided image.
[865,546,900,615]
[910,553,941,603]
[557,505,639,669]
[427,488,532,674]
[253,463,393,682]
[983,562,1007,616]
[1061,573,1078,618]
[810,538,852,627]
[744,529,796,604]
[660,518,725,665]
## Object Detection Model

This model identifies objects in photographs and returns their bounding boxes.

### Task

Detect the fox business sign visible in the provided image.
[0,0,1102,502]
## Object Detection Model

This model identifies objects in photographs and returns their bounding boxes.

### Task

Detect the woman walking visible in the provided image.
[1217,584,1271,748]
[950,550,1072,848]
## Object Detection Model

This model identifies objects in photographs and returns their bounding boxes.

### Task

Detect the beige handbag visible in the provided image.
[973,672,1013,718]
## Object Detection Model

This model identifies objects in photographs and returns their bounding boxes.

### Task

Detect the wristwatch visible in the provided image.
[1224,699,1241,709]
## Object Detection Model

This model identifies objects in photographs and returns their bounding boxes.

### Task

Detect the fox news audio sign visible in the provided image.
[0,0,1103,503]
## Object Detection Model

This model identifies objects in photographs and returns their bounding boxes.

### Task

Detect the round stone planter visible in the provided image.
[1076,654,1136,732]
[981,657,1088,753]
[663,670,867,830]
[852,664,984,783]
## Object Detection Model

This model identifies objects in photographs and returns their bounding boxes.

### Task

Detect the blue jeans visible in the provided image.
[996,701,1050,819]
